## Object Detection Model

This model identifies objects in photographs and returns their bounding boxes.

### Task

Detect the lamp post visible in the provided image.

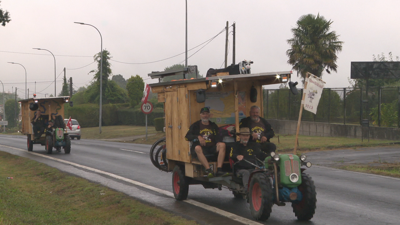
[33,48,56,97]
[8,62,27,99]
[0,80,5,132]
[74,21,103,134]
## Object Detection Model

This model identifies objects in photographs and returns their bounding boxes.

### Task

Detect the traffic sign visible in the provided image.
[0,121,8,126]
[141,102,153,114]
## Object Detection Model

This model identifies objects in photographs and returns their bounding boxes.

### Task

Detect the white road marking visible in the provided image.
[0,144,262,225]
[120,148,146,154]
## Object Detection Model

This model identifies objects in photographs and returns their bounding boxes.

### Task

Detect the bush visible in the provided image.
[117,107,164,126]
[154,117,165,131]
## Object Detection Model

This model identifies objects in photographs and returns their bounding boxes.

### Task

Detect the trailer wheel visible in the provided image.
[46,135,53,154]
[292,173,316,221]
[172,165,189,200]
[150,137,166,169]
[64,136,71,154]
[249,173,273,221]
[155,145,168,172]
[27,135,33,151]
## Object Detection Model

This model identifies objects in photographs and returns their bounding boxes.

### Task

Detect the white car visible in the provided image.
[64,119,81,140]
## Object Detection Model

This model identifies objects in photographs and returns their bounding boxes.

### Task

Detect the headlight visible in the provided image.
[270,152,276,157]
[273,154,280,161]
[289,173,299,183]
[306,162,312,168]
[300,154,307,162]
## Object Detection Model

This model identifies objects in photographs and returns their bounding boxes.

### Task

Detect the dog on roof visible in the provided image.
[206,60,253,77]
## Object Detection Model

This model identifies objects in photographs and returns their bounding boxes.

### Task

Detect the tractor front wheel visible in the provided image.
[64,136,71,154]
[292,173,317,221]
[249,173,273,221]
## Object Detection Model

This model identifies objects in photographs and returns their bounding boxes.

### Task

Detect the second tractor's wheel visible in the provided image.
[46,136,53,154]
[172,165,189,201]
[27,135,33,151]
[249,173,273,221]
[64,136,71,154]
[292,173,317,221]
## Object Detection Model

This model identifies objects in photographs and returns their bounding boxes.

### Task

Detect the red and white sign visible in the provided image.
[141,102,153,114]
[141,83,151,104]
[66,117,73,130]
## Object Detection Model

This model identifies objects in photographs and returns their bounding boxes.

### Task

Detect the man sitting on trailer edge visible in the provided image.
[185,107,227,178]
[229,127,268,193]
[239,105,276,154]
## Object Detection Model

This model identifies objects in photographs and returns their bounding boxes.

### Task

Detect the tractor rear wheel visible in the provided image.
[172,165,189,201]
[46,135,53,154]
[27,135,33,151]
[249,173,273,221]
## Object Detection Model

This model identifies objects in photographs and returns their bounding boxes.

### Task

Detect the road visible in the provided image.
[1,134,399,225]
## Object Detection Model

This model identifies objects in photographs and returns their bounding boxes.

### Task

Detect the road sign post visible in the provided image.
[141,102,153,141]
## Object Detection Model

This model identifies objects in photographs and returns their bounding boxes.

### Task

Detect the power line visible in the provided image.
[110,27,226,65]
[66,61,95,70]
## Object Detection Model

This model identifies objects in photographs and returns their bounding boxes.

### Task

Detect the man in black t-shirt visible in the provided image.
[239,105,276,154]
[185,107,227,178]
[32,110,45,139]
[229,127,268,192]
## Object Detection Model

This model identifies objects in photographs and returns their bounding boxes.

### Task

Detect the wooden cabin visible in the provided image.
[149,70,292,176]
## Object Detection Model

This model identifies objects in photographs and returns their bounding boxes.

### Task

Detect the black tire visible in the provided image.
[27,135,33,151]
[77,137,81,140]
[155,145,168,171]
[64,136,71,154]
[46,135,53,154]
[249,173,273,221]
[71,137,75,140]
[232,190,243,199]
[292,173,317,221]
[172,165,189,201]
[150,137,166,169]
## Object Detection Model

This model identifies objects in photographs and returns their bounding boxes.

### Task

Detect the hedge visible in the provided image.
[154,117,165,131]
[65,103,161,127]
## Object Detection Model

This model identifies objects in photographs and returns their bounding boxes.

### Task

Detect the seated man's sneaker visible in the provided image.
[216,170,230,177]
[205,168,214,178]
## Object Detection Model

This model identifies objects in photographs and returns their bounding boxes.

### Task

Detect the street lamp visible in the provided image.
[74,21,103,134]
[8,62,27,99]
[0,80,5,132]
[33,48,56,97]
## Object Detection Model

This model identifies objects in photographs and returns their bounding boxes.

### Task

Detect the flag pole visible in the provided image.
[294,72,310,155]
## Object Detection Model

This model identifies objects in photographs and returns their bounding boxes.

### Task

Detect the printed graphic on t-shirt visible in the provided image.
[247,148,254,155]
[251,124,265,143]
[199,127,216,147]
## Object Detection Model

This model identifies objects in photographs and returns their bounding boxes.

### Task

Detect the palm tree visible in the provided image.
[287,14,343,82]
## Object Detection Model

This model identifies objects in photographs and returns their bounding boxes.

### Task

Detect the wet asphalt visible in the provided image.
[1,134,399,225]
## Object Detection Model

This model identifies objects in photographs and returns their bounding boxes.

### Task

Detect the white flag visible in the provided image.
[303,73,325,114]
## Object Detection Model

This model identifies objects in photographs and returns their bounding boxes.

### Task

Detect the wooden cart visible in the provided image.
[149,70,292,176]
[20,96,72,154]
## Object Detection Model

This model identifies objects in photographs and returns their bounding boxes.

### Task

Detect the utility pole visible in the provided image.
[224,21,229,68]
[69,77,73,97]
[15,87,17,125]
[232,22,236,65]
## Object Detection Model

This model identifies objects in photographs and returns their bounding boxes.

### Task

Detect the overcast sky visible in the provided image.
[1,0,399,98]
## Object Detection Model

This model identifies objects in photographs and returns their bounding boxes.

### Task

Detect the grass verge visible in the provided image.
[0,151,197,225]
[81,125,158,140]
[338,162,400,178]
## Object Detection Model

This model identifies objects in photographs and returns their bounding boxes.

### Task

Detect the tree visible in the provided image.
[90,49,112,100]
[161,64,201,82]
[5,99,19,127]
[112,74,127,90]
[59,73,69,96]
[126,75,144,107]
[0,1,11,26]
[287,14,343,82]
